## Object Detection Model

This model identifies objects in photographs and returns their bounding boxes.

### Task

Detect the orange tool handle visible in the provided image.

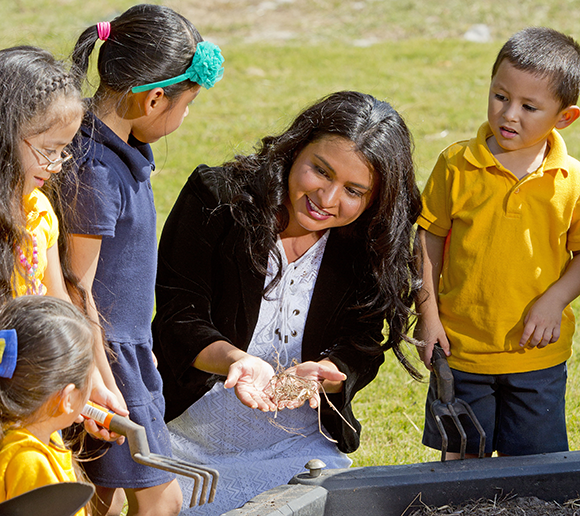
[81,401,116,430]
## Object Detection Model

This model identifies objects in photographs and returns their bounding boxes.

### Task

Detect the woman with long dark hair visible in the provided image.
[153,90,422,514]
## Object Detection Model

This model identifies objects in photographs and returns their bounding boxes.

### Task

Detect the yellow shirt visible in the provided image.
[0,428,86,516]
[13,189,59,296]
[418,123,580,374]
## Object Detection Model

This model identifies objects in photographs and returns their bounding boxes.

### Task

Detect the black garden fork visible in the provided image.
[430,344,486,461]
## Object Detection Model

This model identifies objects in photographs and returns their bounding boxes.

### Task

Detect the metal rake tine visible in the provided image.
[433,413,449,462]
[145,454,212,505]
[155,455,219,482]
[197,467,218,503]
[150,454,217,504]
[188,473,202,507]
[133,453,203,504]
[447,403,468,460]
[456,399,487,458]
[167,460,219,503]
[189,472,205,507]
[188,469,210,505]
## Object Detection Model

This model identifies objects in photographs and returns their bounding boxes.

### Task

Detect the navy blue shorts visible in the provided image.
[422,362,568,456]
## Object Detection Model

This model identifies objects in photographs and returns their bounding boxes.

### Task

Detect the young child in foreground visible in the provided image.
[416,27,580,458]
[0,296,95,515]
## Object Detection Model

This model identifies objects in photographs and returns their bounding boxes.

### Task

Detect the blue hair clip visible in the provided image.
[131,41,224,93]
[0,329,17,379]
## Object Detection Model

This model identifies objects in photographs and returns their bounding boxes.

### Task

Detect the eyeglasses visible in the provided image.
[25,140,72,171]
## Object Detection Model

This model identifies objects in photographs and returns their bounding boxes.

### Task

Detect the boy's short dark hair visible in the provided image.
[491,27,580,110]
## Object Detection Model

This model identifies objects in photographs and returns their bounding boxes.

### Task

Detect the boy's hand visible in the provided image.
[414,313,451,371]
[520,294,564,348]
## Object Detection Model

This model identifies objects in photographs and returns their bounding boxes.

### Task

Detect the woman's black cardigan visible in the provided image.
[152,165,385,453]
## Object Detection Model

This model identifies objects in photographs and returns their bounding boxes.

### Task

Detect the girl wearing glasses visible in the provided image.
[0,43,129,471]
[0,45,82,302]
[65,4,224,516]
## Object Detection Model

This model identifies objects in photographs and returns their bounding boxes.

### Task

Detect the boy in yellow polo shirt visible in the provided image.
[416,27,580,458]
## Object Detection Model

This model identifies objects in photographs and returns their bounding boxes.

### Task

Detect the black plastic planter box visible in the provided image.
[225,451,580,515]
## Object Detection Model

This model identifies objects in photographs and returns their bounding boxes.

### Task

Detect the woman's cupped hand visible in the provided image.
[224,355,278,412]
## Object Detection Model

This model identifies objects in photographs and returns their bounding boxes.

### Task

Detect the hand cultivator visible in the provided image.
[82,402,219,507]
[429,345,486,461]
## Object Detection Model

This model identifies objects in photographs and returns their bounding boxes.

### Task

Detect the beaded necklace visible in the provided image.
[16,234,44,295]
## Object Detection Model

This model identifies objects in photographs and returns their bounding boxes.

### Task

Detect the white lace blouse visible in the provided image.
[168,231,351,515]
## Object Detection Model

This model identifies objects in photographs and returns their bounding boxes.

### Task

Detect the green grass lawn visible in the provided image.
[5,0,580,469]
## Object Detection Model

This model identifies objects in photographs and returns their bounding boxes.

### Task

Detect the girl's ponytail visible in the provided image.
[70,25,100,91]
[71,4,203,100]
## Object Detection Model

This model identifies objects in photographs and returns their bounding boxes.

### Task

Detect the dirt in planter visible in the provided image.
[403,495,580,515]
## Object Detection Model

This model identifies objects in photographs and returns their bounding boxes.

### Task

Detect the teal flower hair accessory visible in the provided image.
[0,329,17,379]
[131,41,224,93]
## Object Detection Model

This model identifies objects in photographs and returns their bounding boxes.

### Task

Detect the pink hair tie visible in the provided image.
[97,22,111,41]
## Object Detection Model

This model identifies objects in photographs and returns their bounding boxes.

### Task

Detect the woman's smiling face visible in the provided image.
[284,135,376,238]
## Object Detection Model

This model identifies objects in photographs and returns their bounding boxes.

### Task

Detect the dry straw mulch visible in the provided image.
[403,495,580,515]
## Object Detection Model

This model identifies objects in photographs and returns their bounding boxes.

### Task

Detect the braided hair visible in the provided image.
[0,46,84,303]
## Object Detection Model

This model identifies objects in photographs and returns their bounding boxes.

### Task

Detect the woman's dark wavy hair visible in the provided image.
[0,295,94,442]
[0,46,84,304]
[218,91,423,378]
[71,3,203,104]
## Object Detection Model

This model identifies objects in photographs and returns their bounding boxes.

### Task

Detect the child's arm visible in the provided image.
[42,243,72,301]
[43,242,127,443]
[414,228,450,371]
[42,241,127,442]
[70,234,129,434]
[519,251,580,348]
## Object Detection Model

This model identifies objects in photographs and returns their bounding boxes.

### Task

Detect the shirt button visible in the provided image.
[514,188,520,194]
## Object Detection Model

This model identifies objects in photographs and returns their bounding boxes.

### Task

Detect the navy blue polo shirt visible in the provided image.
[68,114,157,345]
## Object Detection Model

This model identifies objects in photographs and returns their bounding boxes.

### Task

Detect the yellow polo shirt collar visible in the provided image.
[464,122,570,177]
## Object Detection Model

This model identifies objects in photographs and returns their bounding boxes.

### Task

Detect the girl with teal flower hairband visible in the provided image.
[65,5,224,516]
[131,41,224,93]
